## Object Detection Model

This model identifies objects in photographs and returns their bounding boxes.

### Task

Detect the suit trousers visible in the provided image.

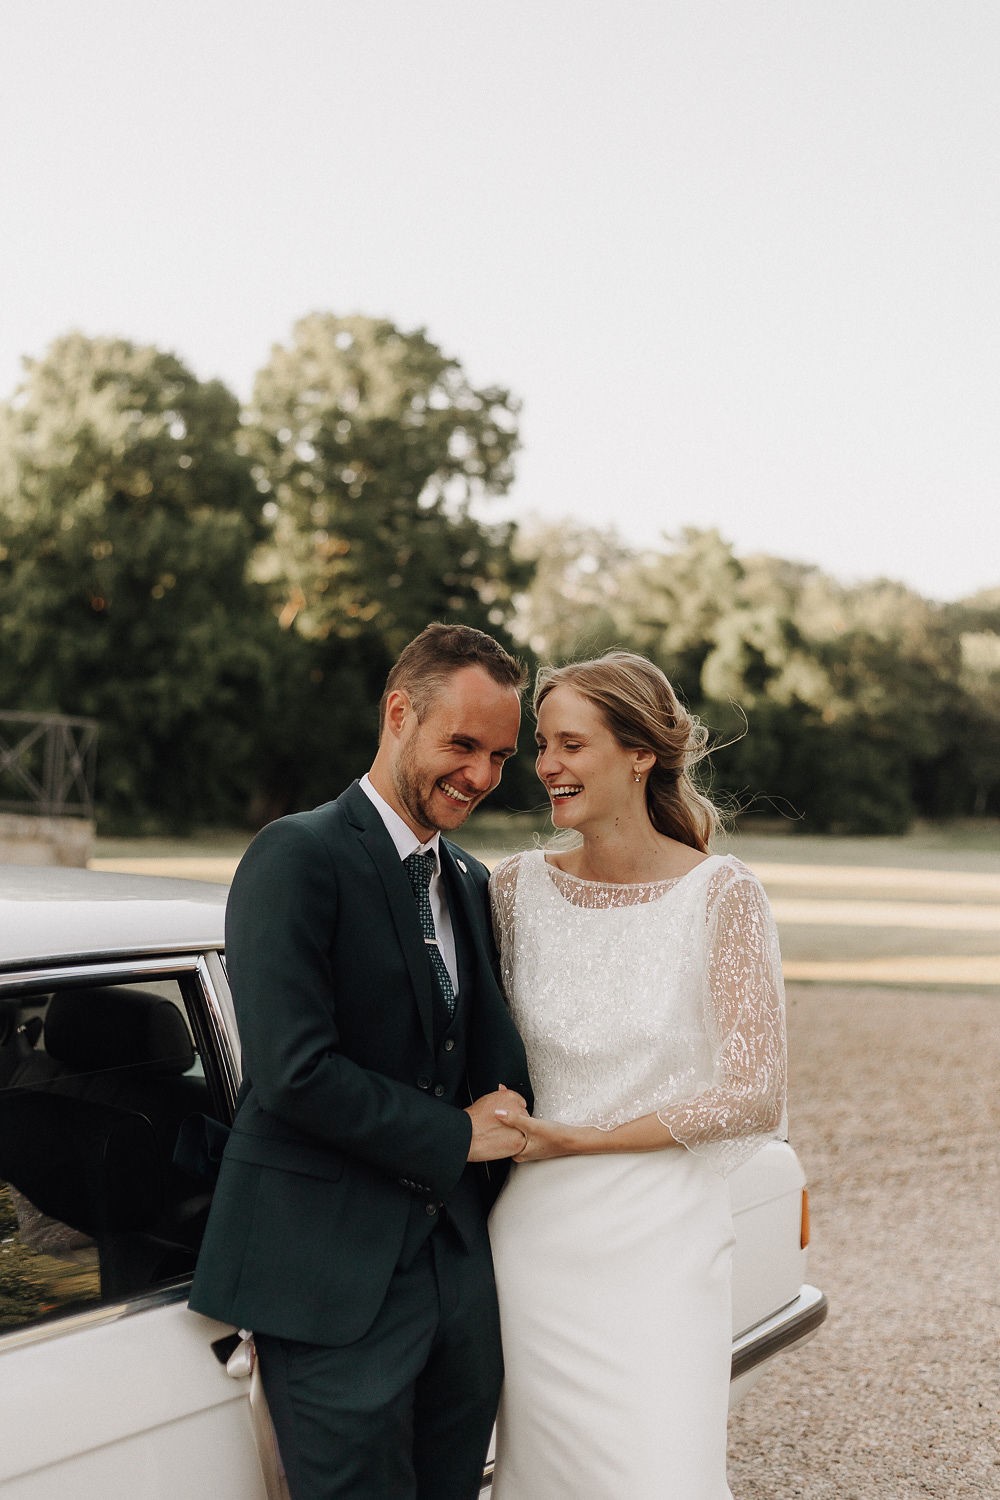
[255,1221,503,1500]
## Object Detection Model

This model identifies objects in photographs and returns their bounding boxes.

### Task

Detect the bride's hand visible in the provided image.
[494,1093,583,1162]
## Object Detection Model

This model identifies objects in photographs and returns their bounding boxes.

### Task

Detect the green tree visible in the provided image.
[954,627,1000,816]
[0,333,271,828]
[510,520,638,660]
[491,513,1000,832]
[626,527,744,699]
[240,313,535,814]
[246,313,527,652]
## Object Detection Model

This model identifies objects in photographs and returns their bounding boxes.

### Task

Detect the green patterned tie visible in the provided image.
[403,851,456,1017]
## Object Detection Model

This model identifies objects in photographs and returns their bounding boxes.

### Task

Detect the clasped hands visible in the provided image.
[465,1084,576,1163]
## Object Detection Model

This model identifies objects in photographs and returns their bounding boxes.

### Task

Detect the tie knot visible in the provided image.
[404,850,434,894]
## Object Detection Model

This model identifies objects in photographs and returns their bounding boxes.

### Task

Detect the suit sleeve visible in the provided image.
[225,816,472,1198]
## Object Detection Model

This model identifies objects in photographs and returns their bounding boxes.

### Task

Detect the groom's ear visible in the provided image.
[383,689,414,739]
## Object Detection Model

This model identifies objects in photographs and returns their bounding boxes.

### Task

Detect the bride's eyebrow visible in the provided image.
[535,729,588,744]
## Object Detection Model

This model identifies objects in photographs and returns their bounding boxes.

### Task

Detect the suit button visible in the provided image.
[443,1039,455,1052]
[425,1202,439,1216]
[417,1076,431,1090]
[433,1084,445,1097]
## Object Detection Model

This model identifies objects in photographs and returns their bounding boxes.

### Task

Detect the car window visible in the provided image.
[0,976,225,1337]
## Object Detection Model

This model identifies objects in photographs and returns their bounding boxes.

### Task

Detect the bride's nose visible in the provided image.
[536,746,560,781]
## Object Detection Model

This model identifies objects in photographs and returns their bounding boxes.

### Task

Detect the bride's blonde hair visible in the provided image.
[534,651,720,853]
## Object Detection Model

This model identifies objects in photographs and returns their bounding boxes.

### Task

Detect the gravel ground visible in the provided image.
[726,983,1000,1498]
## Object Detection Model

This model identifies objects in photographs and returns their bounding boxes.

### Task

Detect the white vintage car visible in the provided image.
[0,866,826,1496]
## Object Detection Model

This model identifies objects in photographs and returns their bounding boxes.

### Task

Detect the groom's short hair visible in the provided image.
[378,622,527,735]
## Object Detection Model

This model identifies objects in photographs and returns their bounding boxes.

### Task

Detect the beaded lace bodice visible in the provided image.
[489,850,787,1174]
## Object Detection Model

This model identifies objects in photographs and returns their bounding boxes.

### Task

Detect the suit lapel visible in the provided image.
[440,842,486,1009]
[343,783,437,1051]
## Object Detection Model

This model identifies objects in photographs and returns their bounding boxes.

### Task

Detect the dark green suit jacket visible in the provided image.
[189,783,531,1346]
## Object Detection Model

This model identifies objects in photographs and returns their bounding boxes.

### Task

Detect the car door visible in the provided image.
[0,953,273,1500]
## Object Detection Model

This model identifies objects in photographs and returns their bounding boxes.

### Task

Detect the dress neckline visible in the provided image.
[539,850,722,900]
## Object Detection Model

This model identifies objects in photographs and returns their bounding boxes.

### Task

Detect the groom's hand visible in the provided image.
[465,1087,528,1161]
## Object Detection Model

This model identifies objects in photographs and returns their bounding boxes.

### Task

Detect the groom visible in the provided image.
[190,623,533,1500]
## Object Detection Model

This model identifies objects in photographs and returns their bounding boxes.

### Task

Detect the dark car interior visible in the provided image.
[0,981,224,1332]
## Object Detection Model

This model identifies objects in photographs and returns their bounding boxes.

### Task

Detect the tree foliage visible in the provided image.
[514,522,1000,832]
[510,520,637,662]
[0,319,534,827]
[239,313,533,813]
[246,313,526,650]
[1,320,996,834]
[0,333,271,827]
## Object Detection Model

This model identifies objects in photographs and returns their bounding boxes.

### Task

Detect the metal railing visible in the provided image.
[0,712,98,818]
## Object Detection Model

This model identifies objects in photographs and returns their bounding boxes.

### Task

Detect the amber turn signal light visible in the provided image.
[800,1188,811,1250]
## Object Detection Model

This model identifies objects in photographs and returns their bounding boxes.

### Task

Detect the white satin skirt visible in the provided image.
[489,1149,735,1500]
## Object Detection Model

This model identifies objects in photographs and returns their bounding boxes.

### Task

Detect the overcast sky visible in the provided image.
[3,1,998,602]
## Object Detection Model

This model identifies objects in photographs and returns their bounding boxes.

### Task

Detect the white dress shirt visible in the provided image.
[359,774,460,993]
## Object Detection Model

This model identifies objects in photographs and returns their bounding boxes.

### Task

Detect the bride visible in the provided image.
[488,651,787,1499]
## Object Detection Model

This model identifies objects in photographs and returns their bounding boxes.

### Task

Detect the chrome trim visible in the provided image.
[0,1282,190,1356]
[730,1283,828,1380]
[197,951,241,1111]
[0,951,223,996]
[0,949,239,1103]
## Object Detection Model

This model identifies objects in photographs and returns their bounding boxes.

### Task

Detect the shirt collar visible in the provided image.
[359,774,442,871]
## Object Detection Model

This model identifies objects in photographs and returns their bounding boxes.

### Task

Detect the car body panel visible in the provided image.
[0,1297,267,1497]
[0,865,825,1494]
[0,865,228,971]
[729,1140,808,1338]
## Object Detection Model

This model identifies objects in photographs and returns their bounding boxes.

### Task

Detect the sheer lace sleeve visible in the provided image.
[489,851,524,1000]
[656,863,787,1175]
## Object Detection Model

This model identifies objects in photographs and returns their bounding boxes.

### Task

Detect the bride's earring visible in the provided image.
[633,768,642,783]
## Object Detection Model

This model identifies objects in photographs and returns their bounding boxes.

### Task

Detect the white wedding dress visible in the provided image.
[488,850,787,1500]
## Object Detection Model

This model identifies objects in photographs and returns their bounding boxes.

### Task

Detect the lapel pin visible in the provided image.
[456,859,468,874]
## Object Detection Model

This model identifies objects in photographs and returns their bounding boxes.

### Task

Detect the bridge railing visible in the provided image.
[0,712,99,819]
